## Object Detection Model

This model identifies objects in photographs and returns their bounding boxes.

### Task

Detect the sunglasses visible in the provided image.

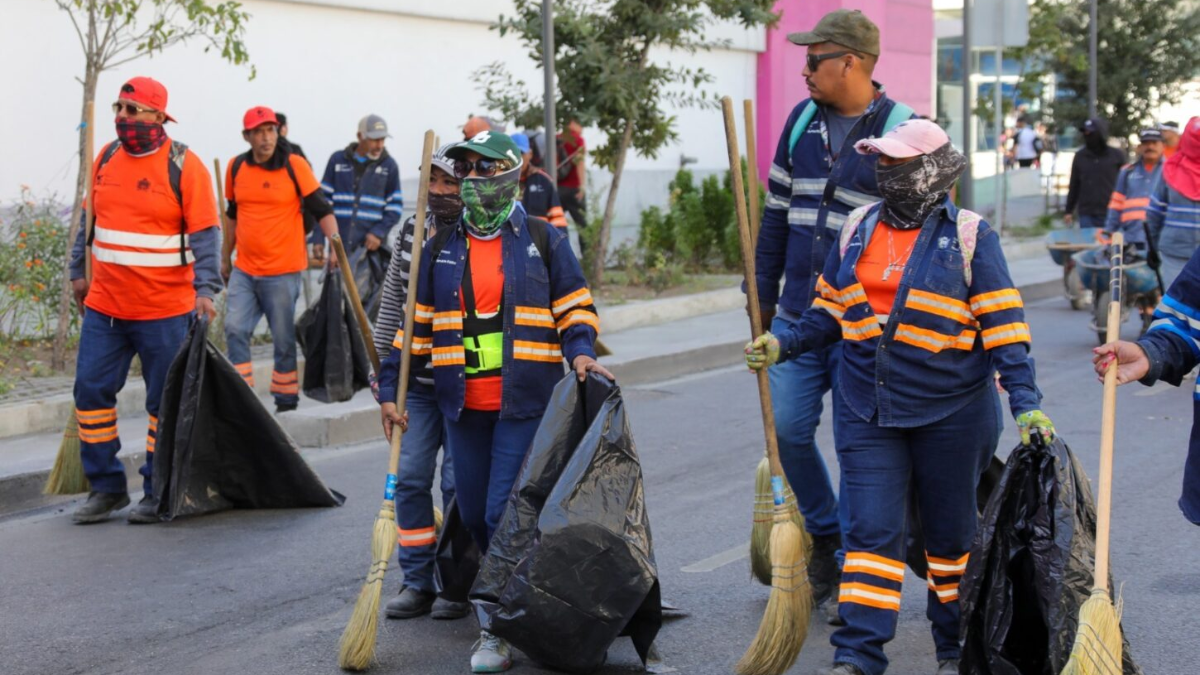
[453,158,507,179]
[806,51,855,73]
[112,101,157,116]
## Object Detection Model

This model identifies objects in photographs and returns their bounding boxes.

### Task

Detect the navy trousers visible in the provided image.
[394,386,455,593]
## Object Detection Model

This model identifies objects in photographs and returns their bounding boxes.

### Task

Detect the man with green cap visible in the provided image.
[382,129,610,673]
[750,6,918,663]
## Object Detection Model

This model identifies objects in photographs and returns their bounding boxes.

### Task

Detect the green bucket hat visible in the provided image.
[787,9,880,57]
[447,130,523,168]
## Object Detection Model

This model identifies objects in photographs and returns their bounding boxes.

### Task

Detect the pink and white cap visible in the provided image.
[855,119,950,159]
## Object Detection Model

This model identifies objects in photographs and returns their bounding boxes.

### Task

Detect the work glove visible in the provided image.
[744,333,781,371]
[1016,409,1056,446]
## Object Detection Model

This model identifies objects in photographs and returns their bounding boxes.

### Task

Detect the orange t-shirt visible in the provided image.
[462,235,504,411]
[226,153,319,276]
[87,141,219,321]
[857,222,920,319]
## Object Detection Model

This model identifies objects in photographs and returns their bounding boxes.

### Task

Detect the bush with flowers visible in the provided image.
[0,187,74,340]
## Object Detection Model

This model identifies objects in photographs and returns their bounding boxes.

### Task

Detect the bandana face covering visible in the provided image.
[876,143,968,230]
[428,190,465,222]
[461,166,520,237]
[115,118,167,156]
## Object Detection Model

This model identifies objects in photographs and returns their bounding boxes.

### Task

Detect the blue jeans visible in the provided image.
[444,410,540,553]
[769,313,842,538]
[225,268,301,406]
[830,388,999,675]
[74,308,192,494]
[1077,214,1106,229]
[395,386,455,593]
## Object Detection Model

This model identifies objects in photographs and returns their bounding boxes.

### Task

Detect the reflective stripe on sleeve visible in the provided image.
[980,322,1032,349]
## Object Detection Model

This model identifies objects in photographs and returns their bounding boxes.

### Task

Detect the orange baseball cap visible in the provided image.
[119,77,176,122]
[243,106,279,131]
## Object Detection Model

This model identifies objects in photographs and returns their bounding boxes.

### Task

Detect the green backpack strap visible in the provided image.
[786,101,915,162]
[882,102,915,135]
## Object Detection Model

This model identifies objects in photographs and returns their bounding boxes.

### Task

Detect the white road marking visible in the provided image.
[681,541,749,573]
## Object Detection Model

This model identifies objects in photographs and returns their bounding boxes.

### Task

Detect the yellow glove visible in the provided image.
[1016,409,1056,446]
[744,333,781,371]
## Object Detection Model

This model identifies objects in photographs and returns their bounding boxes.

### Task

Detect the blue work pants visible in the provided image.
[394,386,455,593]
[225,268,301,406]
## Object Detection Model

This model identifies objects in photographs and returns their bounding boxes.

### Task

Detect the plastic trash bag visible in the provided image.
[152,317,345,521]
[296,271,371,402]
[435,496,482,603]
[471,373,661,673]
[959,437,1140,674]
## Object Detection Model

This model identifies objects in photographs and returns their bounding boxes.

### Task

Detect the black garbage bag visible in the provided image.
[959,437,1139,674]
[152,318,345,521]
[471,374,661,673]
[295,271,371,402]
[434,497,482,603]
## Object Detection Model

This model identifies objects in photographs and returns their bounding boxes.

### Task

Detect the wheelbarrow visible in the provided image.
[1045,227,1104,310]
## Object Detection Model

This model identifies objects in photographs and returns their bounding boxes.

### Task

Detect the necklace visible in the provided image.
[882,228,916,281]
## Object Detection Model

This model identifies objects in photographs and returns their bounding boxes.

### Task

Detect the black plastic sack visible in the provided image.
[471,374,661,673]
[296,272,371,402]
[434,497,482,603]
[152,318,345,521]
[959,437,1139,674]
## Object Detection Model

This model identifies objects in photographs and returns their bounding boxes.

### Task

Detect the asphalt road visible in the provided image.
[2,296,1197,675]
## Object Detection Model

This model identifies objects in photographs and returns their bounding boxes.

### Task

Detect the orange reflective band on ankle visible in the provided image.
[146,434,156,453]
[79,425,118,443]
[926,552,969,576]
[927,579,960,603]
[77,408,117,424]
[397,525,436,547]
[234,362,255,387]
[271,371,299,395]
[839,582,902,611]
[844,551,905,582]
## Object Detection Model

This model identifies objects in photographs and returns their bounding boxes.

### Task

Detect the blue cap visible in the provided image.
[510,132,531,154]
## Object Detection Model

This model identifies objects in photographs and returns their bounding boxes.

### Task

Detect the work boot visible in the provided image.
[820,596,845,626]
[73,491,130,524]
[275,402,298,414]
[431,595,470,620]
[816,663,866,675]
[385,586,435,619]
[809,532,843,604]
[936,659,960,675]
[470,630,513,673]
[127,495,161,524]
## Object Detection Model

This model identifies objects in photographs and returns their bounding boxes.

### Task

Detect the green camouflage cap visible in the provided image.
[447,130,523,167]
[787,9,880,57]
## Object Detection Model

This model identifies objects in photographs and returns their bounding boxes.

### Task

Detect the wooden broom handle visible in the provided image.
[1095,231,1123,589]
[723,97,784,479]
[214,157,234,271]
[331,235,381,372]
[83,101,95,285]
[743,99,761,243]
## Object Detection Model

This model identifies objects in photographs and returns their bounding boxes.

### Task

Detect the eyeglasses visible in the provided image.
[453,158,507,179]
[806,51,855,73]
[112,101,157,116]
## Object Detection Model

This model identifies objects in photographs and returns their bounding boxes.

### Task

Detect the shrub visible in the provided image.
[0,188,74,339]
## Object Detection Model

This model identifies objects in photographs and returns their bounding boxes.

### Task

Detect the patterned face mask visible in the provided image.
[115,118,167,156]
[461,166,520,237]
[876,142,967,230]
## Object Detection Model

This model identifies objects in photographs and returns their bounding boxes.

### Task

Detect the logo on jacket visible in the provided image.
[938,236,950,250]
[375,166,387,175]
[137,178,150,191]
[528,184,542,193]
[263,181,271,189]
[527,243,541,259]
[335,164,353,172]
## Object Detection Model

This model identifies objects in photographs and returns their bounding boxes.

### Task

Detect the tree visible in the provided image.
[1013,0,1200,143]
[51,0,253,369]
[475,0,777,284]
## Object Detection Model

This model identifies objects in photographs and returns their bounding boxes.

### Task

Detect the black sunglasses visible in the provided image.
[453,158,502,179]
[112,101,157,116]
[806,51,856,73]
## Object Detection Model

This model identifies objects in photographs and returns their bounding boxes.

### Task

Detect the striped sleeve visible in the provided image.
[373,216,417,357]
[776,243,845,360]
[547,225,598,365]
[755,102,806,310]
[1141,252,1200,385]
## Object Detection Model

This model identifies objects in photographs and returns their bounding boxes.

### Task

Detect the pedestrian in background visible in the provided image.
[1064,117,1127,228]
[1104,127,1164,254]
[1148,117,1200,287]
[747,119,1053,675]
[275,111,306,161]
[374,145,468,622]
[1010,115,1041,168]
[511,132,569,231]
[556,119,588,229]
[1161,120,1181,158]
[755,7,917,624]
[222,106,338,413]
[463,115,503,140]
[68,77,222,523]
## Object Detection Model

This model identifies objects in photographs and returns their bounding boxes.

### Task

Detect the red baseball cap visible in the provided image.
[243,106,279,131]
[119,77,176,122]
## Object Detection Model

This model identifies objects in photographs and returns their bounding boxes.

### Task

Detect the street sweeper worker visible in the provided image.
[377,130,611,674]
[66,77,221,524]
[745,119,1055,675]
[511,132,569,231]
[1147,117,1200,288]
[1094,247,1200,526]
[372,145,468,622]
[754,7,918,621]
[1104,127,1164,253]
[222,106,339,413]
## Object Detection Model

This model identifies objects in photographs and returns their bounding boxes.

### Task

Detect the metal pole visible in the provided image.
[1088,0,1098,118]
[542,0,558,192]
[961,0,973,210]
[995,1,1006,233]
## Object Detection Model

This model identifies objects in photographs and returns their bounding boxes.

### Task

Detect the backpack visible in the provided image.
[89,140,191,265]
[839,203,983,287]
[230,151,314,234]
[787,100,915,160]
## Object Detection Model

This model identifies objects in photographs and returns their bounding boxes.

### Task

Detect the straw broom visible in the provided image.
[1062,232,1125,675]
[45,101,96,496]
[338,130,436,671]
[724,97,811,675]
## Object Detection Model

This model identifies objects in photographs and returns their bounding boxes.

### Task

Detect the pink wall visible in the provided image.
[755,0,934,179]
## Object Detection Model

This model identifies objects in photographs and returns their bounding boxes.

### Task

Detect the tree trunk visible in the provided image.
[590,117,636,285]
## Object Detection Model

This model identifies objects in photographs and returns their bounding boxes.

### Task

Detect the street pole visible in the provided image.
[542,0,558,192]
[1088,0,1098,118]
[961,0,973,210]
[995,0,1006,234]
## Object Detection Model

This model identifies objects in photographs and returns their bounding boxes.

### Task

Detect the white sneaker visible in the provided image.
[470,631,513,673]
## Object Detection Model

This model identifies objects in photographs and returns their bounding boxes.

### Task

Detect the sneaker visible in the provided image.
[809,532,843,604]
[936,659,959,675]
[820,596,845,626]
[73,491,130,524]
[275,402,298,414]
[817,663,866,675]
[126,495,161,524]
[431,595,470,620]
[384,586,436,619]
[470,631,513,673]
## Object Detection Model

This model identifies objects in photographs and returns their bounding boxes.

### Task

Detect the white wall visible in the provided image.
[0,0,762,231]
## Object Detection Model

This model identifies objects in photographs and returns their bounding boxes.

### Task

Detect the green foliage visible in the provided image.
[0,189,74,339]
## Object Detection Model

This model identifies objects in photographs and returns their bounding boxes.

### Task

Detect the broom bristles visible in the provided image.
[44,411,90,495]
[434,506,444,537]
[751,462,810,586]
[338,502,398,671]
[1061,589,1123,675]
[737,506,812,675]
